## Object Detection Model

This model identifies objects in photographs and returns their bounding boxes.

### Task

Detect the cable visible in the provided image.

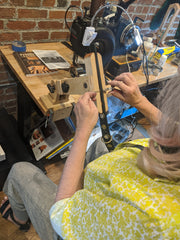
[90,3,143,75]
[64,5,83,31]
[126,53,131,72]
[90,3,134,26]
[140,40,149,86]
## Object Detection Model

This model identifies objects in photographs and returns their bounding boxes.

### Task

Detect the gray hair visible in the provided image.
[137,74,180,181]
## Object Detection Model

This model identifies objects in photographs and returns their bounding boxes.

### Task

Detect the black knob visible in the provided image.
[47,83,55,93]
[62,82,70,93]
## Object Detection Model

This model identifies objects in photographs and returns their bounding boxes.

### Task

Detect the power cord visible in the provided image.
[126,53,131,72]
[140,40,149,86]
[64,5,83,31]
[91,3,135,26]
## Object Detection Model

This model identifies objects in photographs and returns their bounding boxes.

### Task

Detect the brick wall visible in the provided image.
[0,0,179,118]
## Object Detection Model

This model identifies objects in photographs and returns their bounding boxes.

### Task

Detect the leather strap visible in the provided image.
[93,44,114,151]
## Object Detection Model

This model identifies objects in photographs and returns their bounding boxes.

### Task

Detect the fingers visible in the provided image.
[88,92,97,101]
[108,79,130,97]
[109,79,129,93]
[114,72,136,84]
[75,92,97,115]
[78,92,97,103]
[109,72,136,87]
[108,72,138,93]
[74,92,98,132]
[106,72,142,106]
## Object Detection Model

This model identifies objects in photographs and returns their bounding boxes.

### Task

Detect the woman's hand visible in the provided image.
[56,92,98,201]
[108,72,144,107]
[74,92,98,136]
[108,72,160,125]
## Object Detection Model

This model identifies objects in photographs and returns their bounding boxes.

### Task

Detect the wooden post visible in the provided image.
[84,52,108,113]
[156,3,180,45]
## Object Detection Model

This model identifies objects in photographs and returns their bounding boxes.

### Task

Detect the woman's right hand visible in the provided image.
[74,92,98,137]
[108,72,144,107]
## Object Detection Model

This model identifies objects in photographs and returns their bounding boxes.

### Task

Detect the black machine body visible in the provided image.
[70,16,92,58]
[70,15,116,68]
[69,0,142,68]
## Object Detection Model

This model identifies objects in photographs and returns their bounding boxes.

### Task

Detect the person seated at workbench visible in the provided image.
[1,72,180,240]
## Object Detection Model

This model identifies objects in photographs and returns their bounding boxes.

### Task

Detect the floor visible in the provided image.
[0,118,150,240]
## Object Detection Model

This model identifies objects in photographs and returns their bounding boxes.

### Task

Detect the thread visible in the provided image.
[144,39,153,58]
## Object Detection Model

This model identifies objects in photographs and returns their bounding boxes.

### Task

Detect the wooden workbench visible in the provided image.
[0,42,77,118]
[133,61,178,87]
[0,42,178,120]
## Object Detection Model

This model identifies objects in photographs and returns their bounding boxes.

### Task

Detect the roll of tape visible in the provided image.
[12,41,26,52]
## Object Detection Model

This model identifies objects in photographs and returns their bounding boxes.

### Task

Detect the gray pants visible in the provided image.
[3,138,108,240]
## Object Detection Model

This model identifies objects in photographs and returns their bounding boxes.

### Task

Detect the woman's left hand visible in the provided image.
[108,72,143,107]
[74,92,98,136]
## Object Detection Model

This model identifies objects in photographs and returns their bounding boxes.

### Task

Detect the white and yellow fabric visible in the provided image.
[50,139,180,239]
